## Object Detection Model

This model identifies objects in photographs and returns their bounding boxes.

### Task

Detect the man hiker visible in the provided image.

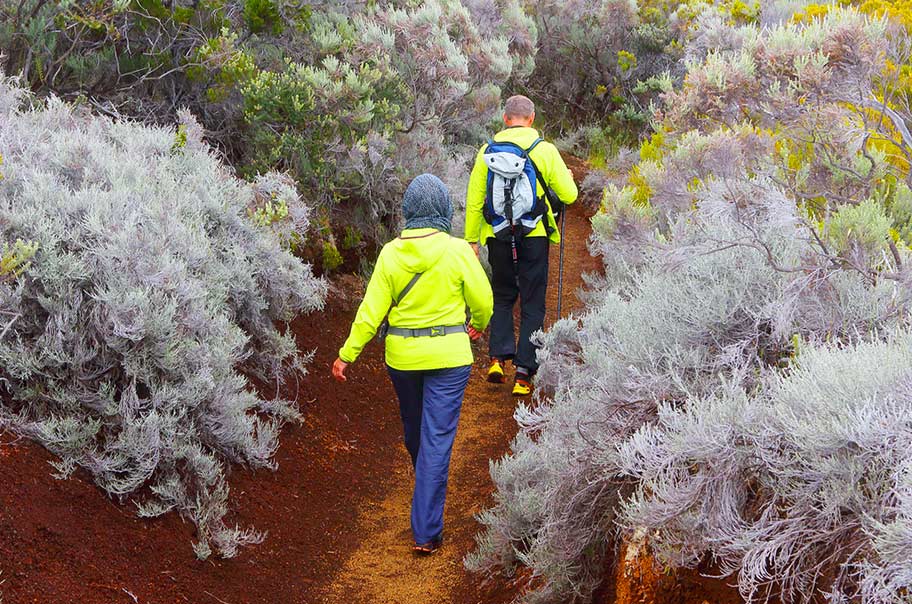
[464,95,578,396]
[332,174,493,554]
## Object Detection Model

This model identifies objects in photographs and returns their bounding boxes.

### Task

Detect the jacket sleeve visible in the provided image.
[543,142,578,205]
[464,146,488,244]
[338,252,393,364]
[460,242,493,331]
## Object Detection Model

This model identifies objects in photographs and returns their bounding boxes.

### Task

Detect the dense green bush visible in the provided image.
[0,75,326,558]
[0,0,535,259]
[236,0,534,239]
[519,0,761,145]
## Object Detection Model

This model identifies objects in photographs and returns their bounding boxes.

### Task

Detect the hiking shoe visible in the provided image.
[512,377,532,397]
[413,535,443,555]
[487,358,506,384]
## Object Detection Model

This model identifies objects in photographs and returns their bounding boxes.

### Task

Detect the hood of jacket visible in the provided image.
[493,126,542,150]
[387,228,452,274]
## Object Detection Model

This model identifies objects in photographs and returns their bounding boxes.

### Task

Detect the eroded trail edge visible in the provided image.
[318,158,600,604]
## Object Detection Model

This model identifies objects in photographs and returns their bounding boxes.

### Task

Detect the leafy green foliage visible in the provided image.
[239,57,399,188]
[0,239,38,283]
[243,0,282,35]
[1,0,535,254]
[321,241,344,272]
[829,198,893,257]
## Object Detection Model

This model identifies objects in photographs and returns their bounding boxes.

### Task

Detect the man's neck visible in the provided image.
[504,119,534,129]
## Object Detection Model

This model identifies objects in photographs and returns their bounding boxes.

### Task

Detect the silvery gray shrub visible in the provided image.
[471,172,912,603]
[619,333,912,603]
[0,76,326,559]
[469,7,912,603]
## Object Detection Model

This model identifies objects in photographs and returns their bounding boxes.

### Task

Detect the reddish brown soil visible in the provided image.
[597,539,743,604]
[0,275,404,604]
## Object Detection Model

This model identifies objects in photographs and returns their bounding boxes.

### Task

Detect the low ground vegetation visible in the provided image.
[1,1,760,258]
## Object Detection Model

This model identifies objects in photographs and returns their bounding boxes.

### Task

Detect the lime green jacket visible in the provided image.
[464,126,578,245]
[339,228,493,371]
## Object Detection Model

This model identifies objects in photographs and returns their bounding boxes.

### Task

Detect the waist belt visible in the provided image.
[386,324,467,338]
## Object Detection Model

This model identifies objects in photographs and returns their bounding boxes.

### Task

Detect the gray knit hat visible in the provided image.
[402,174,453,233]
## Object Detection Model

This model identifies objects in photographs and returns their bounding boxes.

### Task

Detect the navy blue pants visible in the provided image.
[387,364,471,545]
[487,236,550,374]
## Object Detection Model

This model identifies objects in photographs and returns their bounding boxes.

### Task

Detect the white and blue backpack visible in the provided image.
[483,138,553,242]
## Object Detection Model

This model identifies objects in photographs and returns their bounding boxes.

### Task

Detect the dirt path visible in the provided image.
[317,157,601,604]
[0,159,600,604]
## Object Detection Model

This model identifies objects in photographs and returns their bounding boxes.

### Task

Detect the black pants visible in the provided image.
[486,236,549,374]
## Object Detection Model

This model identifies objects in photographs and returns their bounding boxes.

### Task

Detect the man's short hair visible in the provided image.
[504,95,535,120]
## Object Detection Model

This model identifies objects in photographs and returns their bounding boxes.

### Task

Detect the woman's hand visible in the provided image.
[332,357,349,382]
[467,326,484,341]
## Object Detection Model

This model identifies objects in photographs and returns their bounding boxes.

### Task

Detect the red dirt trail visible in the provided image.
[0,158,738,604]
[0,157,596,604]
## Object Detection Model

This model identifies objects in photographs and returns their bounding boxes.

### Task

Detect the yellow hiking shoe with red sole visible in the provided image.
[512,377,532,397]
[487,358,506,383]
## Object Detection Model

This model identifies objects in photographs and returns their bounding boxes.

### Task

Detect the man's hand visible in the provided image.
[552,199,565,220]
[469,242,480,258]
[332,357,349,382]
[467,326,484,341]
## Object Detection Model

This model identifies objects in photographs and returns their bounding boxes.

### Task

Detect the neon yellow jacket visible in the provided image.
[464,126,578,245]
[339,228,493,371]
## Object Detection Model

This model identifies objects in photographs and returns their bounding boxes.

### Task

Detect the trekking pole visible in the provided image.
[556,206,566,319]
[505,184,519,282]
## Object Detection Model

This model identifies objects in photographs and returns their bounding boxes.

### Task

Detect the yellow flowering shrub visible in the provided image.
[0,239,38,283]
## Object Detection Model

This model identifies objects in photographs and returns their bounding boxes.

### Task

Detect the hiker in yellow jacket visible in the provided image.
[464,95,578,396]
[333,173,493,554]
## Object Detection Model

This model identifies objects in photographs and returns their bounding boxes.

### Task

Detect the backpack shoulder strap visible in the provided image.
[525,136,550,191]
[486,139,526,154]
[525,138,547,183]
[525,137,544,154]
[527,153,559,206]
[378,271,423,340]
[394,272,423,306]
[527,155,547,187]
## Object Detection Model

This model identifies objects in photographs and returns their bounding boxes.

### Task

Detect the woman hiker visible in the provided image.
[332,173,493,554]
